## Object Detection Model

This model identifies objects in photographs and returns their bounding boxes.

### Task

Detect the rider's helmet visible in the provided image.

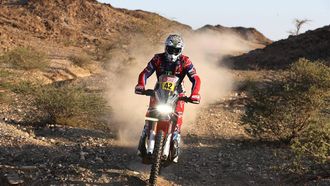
[165,34,184,63]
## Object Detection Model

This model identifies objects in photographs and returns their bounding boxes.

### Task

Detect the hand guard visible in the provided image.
[135,85,145,94]
[190,94,201,104]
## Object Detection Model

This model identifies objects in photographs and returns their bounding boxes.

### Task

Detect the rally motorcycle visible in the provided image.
[137,74,196,185]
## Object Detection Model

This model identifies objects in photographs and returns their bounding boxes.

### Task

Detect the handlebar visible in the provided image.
[141,89,155,96]
[178,96,199,104]
[139,89,199,104]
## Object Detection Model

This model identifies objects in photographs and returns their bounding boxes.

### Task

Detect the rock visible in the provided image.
[6,174,24,185]
[247,167,254,171]
[95,157,103,163]
[249,180,255,184]
[99,174,110,183]
[209,169,216,177]
[80,151,89,160]
[39,164,47,168]
[21,165,37,170]
[132,171,139,175]
[193,164,199,168]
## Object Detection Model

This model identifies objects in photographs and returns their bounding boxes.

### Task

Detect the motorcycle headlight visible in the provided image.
[156,104,173,114]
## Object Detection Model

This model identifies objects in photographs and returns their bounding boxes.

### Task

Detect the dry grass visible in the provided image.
[69,54,92,68]
[0,47,50,70]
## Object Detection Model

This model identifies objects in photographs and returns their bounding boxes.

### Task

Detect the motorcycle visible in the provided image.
[137,74,197,185]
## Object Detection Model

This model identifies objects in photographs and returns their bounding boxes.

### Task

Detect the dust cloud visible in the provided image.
[106,32,254,146]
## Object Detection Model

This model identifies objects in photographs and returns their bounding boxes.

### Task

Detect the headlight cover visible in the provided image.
[156,104,173,114]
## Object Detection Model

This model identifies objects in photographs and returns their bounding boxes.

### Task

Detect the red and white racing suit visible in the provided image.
[136,53,201,130]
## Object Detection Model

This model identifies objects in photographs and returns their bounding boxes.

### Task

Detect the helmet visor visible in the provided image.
[166,46,182,55]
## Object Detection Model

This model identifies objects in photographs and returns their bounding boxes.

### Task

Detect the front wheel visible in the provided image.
[149,132,164,185]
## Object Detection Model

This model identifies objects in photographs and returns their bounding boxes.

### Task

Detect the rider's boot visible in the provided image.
[172,130,181,163]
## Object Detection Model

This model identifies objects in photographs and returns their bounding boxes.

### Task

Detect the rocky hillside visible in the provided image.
[0,0,272,57]
[197,24,272,46]
[228,25,330,69]
[0,0,191,54]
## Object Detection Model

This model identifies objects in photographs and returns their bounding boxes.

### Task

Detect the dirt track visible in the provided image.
[1,68,329,185]
[0,91,303,186]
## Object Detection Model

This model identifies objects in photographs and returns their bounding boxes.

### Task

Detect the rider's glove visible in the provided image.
[190,94,201,104]
[135,84,145,94]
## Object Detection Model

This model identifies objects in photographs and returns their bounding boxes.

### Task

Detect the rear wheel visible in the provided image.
[149,132,164,185]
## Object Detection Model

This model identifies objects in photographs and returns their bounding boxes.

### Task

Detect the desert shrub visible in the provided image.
[69,54,92,67]
[33,84,109,128]
[291,116,329,167]
[10,81,36,94]
[94,41,117,61]
[0,68,15,104]
[63,39,77,47]
[242,58,329,142]
[0,69,14,103]
[0,68,12,77]
[0,87,12,104]
[236,77,260,93]
[242,58,330,173]
[0,47,49,70]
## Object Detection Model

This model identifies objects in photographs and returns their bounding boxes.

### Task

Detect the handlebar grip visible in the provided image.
[178,96,200,104]
[179,96,191,103]
[190,100,200,104]
[143,89,155,96]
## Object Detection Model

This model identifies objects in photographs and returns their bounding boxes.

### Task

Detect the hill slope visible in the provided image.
[228,25,330,69]
[0,0,272,56]
[197,24,272,46]
[0,0,191,53]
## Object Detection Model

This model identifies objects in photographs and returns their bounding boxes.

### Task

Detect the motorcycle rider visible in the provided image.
[135,34,201,162]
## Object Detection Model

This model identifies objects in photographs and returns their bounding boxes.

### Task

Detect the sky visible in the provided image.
[97,0,329,41]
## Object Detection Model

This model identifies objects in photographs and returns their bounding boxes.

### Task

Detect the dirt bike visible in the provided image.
[137,74,197,185]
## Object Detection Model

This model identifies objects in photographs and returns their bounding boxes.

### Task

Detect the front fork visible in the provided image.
[137,118,157,156]
[138,116,178,159]
[148,120,174,159]
[147,121,157,154]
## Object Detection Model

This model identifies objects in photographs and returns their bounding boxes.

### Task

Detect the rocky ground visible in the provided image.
[1,86,328,186]
[1,58,329,185]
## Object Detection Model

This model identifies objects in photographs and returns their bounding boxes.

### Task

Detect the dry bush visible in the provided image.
[242,58,330,171]
[242,58,329,142]
[10,81,36,94]
[69,54,92,67]
[0,69,15,103]
[94,41,117,61]
[291,116,329,172]
[0,47,49,70]
[9,80,110,129]
[33,84,109,129]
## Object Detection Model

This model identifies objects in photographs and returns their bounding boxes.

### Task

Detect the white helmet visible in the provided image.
[165,34,184,62]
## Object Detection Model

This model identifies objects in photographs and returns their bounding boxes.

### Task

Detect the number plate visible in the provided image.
[161,82,175,91]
